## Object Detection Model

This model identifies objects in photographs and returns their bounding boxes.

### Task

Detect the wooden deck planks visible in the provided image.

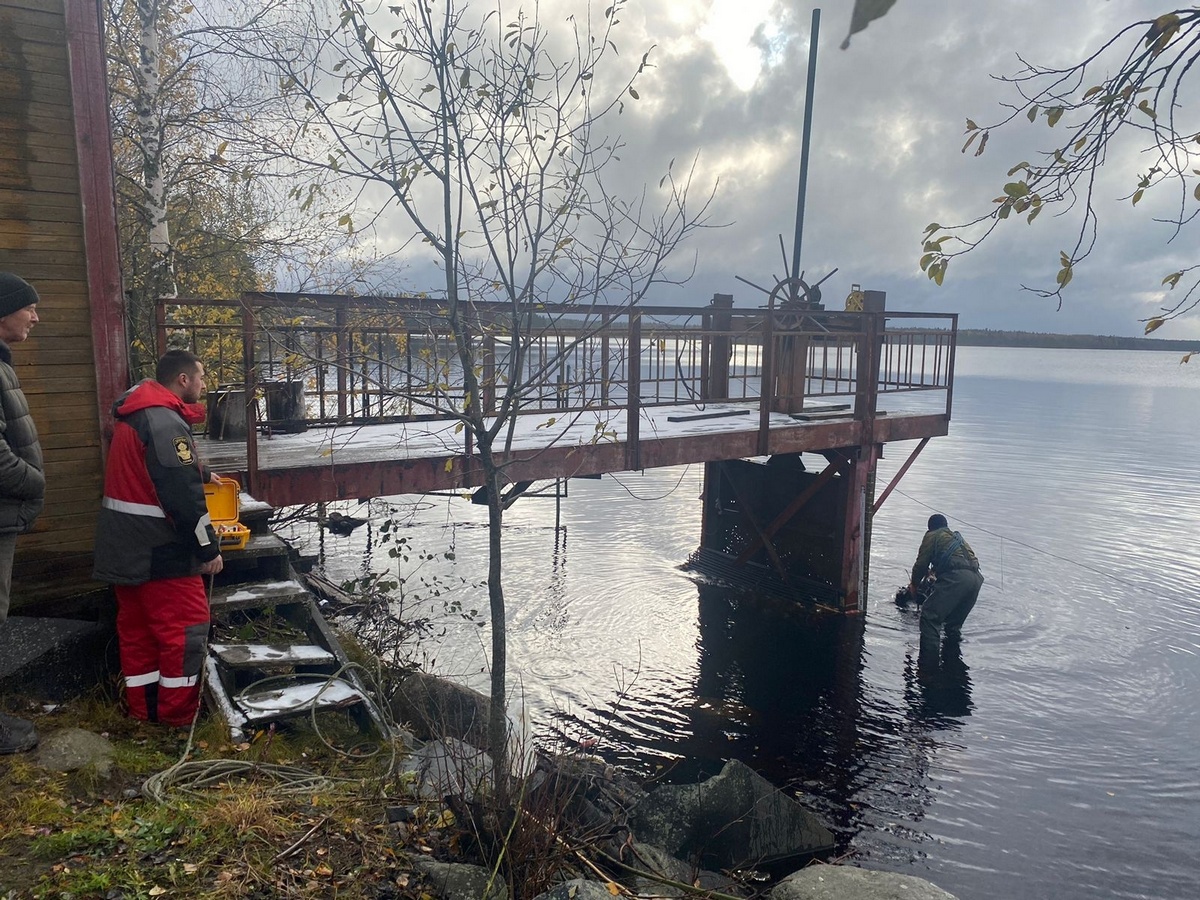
[195,403,949,507]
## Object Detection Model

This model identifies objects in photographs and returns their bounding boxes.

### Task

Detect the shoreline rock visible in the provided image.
[628,758,836,870]
[770,864,959,900]
[401,672,956,900]
[391,670,493,749]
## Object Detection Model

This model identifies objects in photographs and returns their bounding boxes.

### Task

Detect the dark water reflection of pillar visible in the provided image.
[687,586,866,802]
[543,523,568,619]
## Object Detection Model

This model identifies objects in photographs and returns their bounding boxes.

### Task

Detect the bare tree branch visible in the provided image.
[921,9,1200,333]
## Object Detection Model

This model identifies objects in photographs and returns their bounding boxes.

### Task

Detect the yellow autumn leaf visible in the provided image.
[605,882,622,895]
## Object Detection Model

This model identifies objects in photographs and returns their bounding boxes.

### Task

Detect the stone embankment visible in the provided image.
[392,671,959,900]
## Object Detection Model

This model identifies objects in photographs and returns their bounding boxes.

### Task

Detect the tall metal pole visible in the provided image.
[789,8,821,298]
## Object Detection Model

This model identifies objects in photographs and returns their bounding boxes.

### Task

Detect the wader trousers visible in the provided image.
[115,576,210,726]
[920,566,983,661]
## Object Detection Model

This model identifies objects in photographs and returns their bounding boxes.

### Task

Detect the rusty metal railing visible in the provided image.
[156,292,957,493]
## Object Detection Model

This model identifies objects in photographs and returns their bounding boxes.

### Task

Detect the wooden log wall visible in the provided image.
[0,0,127,606]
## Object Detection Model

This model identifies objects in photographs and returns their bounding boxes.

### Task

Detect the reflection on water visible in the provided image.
[282,348,1200,900]
[905,640,974,725]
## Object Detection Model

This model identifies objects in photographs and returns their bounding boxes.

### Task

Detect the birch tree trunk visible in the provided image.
[134,0,177,300]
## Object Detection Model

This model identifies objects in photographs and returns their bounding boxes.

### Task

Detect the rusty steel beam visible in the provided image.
[871,436,930,515]
[718,466,791,579]
[733,452,851,566]
[243,442,630,507]
[200,408,950,511]
[839,445,877,613]
[873,414,948,443]
[636,419,864,469]
[242,302,259,496]
[625,311,642,471]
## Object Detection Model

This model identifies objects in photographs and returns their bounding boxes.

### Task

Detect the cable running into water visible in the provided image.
[607,465,694,502]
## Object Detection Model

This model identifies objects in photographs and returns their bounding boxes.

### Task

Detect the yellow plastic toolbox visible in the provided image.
[203,479,250,550]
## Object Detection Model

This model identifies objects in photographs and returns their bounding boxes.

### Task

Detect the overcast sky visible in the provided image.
[542,0,1197,340]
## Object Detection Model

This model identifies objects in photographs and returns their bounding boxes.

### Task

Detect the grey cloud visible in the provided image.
[589,0,1196,338]
[354,1,1194,339]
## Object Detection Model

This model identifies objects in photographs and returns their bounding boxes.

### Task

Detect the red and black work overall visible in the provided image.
[93,381,218,726]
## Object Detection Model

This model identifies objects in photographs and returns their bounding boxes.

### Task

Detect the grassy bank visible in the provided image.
[0,689,427,899]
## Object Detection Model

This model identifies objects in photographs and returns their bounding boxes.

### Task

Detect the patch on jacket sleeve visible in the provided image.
[173,437,195,466]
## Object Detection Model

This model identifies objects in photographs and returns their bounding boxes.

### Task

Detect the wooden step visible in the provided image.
[238,494,275,535]
[210,642,335,670]
[236,677,367,724]
[205,577,391,742]
[209,578,310,613]
[239,494,273,520]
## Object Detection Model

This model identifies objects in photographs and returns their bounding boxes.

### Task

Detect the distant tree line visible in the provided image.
[954,328,1199,352]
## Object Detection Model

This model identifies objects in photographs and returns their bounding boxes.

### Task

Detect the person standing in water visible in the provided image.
[909,513,983,664]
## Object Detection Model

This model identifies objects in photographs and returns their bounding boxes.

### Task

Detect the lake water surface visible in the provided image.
[285,347,1200,900]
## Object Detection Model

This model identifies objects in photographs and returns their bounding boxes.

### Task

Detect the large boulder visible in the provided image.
[34,728,115,779]
[411,857,508,900]
[769,864,958,900]
[629,759,834,870]
[401,737,493,803]
[626,840,747,898]
[391,672,491,748]
[528,880,618,900]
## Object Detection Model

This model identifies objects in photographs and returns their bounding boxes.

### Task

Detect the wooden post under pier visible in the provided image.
[697,292,887,612]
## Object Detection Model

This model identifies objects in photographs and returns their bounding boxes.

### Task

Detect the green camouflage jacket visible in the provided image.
[912,526,979,584]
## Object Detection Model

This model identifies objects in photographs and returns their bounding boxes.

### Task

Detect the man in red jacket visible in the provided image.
[94,350,224,726]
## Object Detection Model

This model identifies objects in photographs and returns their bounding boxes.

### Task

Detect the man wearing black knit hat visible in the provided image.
[0,273,45,753]
[909,513,983,666]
